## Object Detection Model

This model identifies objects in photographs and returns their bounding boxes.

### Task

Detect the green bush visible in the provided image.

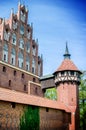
[20,106,40,130]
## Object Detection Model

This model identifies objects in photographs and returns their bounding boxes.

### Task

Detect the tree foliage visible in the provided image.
[44,88,57,100]
[20,106,40,130]
[79,71,86,129]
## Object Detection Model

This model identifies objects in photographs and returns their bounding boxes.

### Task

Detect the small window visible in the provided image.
[14,70,16,76]
[26,65,28,70]
[11,58,14,64]
[3,66,6,72]
[35,87,37,94]
[4,54,6,61]
[9,80,11,87]
[21,62,23,68]
[46,108,49,112]
[21,73,24,79]
[6,28,8,33]
[32,67,34,73]
[33,77,36,82]
[70,71,74,76]
[11,102,16,108]
[61,71,64,76]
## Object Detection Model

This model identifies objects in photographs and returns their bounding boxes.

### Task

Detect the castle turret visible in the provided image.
[53,43,82,130]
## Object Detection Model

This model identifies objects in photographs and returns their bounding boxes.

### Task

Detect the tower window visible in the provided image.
[3,66,6,72]
[70,71,74,76]
[61,71,64,76]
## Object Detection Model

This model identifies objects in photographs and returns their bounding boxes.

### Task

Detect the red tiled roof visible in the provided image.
[55,59,80,72]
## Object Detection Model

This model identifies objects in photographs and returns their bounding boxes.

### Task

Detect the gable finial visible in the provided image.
[63,41,71,59]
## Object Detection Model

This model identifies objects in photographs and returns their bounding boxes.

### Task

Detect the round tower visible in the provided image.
[53,43,82,130]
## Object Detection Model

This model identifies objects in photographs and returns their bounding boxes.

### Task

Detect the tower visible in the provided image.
[54,43,82,130]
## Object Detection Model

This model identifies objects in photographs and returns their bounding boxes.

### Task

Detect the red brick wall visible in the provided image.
[40,107,70,130]
[0,100,71,130]
[57,82,78,106]
[0,63,43,97]
[0,100,25,130]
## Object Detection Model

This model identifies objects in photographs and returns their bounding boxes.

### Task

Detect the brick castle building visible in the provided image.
[0,2,81,130]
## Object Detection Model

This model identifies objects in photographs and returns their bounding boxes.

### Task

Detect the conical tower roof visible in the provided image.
[54,43,81,74]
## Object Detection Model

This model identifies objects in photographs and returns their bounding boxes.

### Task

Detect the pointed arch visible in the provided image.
[11,48,16,65]
[26,42,30,53]
[18,51,24,68]
[26,54,30,71]
[32,57,36,74]
[12,33,16,45]
[19,38,24,49]
[3,43,8,62]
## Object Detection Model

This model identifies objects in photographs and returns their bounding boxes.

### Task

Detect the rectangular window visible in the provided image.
[9,80,11,87]
[13,38,16,44]
[11,58,14,64]
[14,70,16,76]
[21,62,23,68]
[32,67,34,73]
[3,66,6,72]
[26,65,28,70]
[21,73,24,79]
[4,54,6,61]
[11,102,16,108]
[46,108,49,112]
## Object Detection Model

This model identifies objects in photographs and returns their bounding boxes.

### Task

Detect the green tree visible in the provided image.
[44,88,57,100]
[79,71,86,130]
[20,106,40,130]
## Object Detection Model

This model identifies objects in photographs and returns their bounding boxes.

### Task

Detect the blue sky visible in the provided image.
[0,0,86,75]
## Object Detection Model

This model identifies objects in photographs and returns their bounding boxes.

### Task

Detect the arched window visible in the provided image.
[3,43,8,62]
[26,55,30,71]
[12,33,16,45]
[32,45,36,56]
[32,58,35,74]
[26,42,30,53]
[20,24,24,35]
[4,29,10,41]
[13,19,17,30]
[18,51,23,68]
[20,10,26,23]
[27,29,31,39]
[19,38,24,49]
[11,48,16,65]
